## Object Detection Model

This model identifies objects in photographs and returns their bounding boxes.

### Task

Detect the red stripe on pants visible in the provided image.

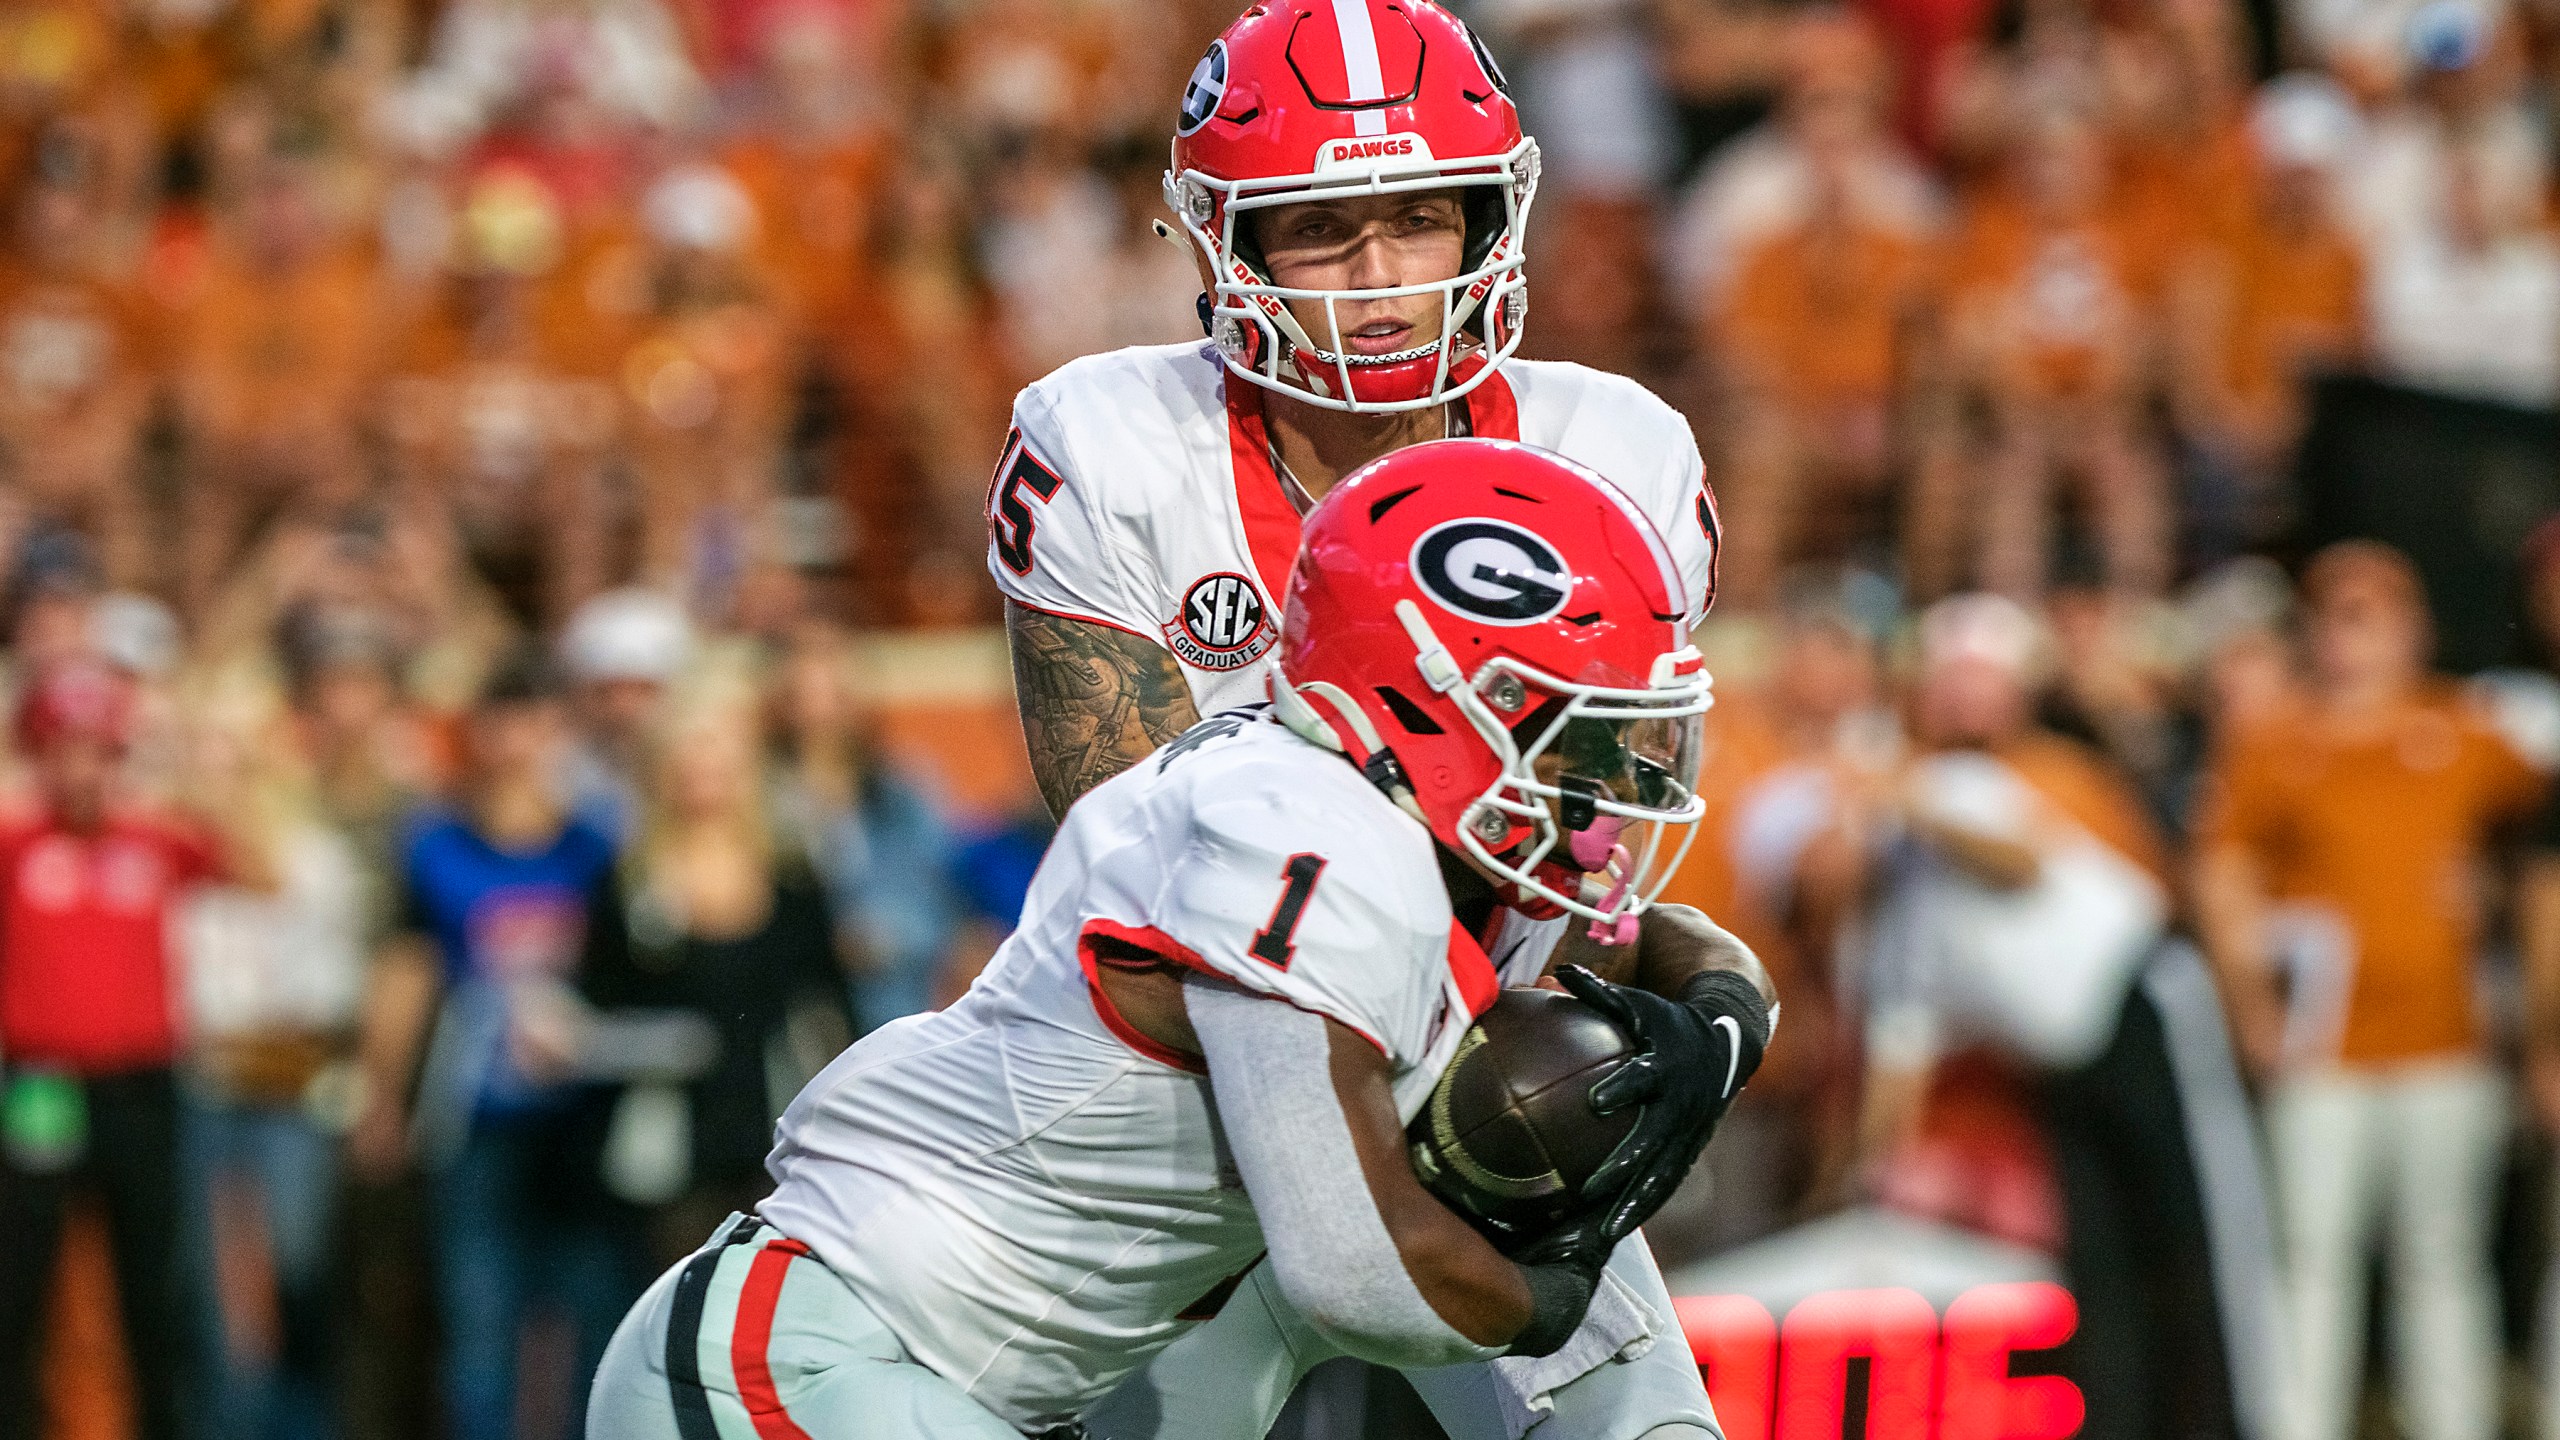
[731,1239,818,1440]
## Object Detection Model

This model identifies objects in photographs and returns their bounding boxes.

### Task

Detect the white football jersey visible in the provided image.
[985,342,1722,717]
[757,710,1562,1431]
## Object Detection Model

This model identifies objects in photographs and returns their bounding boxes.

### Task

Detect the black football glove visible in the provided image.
[1503,1204,1618,1357]
[1556,963,1772,1246]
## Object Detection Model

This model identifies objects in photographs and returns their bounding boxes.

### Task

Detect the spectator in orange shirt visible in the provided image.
[1947,101,2172,600]
[0,133,151,588]
[2105,0,2258,278]
[384,166,618,626]
[175,151,382,611]
[717,6,894,341]
[2194,540,2543,1440]
[834,139,1015,622]
[2169,76,2368,561]
[2511,527,2560,1440]
[1708,133,1943,609]
[616,161,790,609]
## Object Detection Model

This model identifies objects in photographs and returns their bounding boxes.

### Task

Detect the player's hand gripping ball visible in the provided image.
[1406,986,1642,1251]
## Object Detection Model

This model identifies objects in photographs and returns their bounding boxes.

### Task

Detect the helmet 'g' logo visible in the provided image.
[1412,519,1570,626]
[1178,41,1228,136]
[1164,571,1275,671]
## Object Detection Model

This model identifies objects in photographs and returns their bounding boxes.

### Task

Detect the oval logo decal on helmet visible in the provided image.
[1178,40,1229,136]
[1411,519,1570,626]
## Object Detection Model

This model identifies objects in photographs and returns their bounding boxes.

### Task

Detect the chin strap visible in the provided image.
[1393,600,1466,694]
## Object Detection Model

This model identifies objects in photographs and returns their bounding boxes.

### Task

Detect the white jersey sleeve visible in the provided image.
[985,382,1157,635]
[1144,763,1452,1060]
[1669,442,1721,627]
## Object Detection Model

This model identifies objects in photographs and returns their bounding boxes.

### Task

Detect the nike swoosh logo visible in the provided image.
[1712,1016,1742,1097]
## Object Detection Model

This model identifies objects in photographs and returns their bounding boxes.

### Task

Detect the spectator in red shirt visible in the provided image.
[0,658,268,1440]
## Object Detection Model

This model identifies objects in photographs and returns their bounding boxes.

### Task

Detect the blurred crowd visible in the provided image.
[3,0,2560,1434]
[0,577,1030,1440]
[1665,548,2560,1439]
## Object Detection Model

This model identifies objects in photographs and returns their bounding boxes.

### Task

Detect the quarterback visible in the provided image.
[991,2,1741,1436]
[587,445,1772,1439]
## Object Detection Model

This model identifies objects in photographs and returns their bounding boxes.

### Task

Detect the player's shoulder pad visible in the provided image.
[1011,342,1227,507]
[1146,719,1449,973]
[1505,359,1700,463]
[994,344,1225,621]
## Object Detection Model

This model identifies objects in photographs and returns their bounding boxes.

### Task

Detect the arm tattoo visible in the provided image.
[1008,601,1201,820]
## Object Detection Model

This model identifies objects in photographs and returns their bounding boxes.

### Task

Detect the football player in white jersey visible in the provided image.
[988,2,1745,1436]
[587,444,1772,1440]
[992,0,1721,820]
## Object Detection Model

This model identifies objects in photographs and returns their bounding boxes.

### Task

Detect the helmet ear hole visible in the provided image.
[1229,212,1274,284]
[1374,686,1445,735]
[1458,187,1507,274]
[1509,695,1566,744]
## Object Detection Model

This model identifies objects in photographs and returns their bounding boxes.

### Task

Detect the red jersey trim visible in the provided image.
[1694,481,1723,613]
[1002,596,1164,646]
[1078,919,1213,1074]
[731,1239,818,1440]
[1075,917,1391,1064]
[1446,924,1500,1020]
[1223,384,1302,610]
[1463,369,1521,442]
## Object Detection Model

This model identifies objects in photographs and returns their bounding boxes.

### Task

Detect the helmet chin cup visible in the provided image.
[1287,340,1465,406]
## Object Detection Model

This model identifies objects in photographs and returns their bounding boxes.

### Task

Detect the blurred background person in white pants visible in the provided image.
[2194,540,2543,1440]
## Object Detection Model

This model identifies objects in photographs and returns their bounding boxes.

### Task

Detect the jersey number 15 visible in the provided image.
[992,434,1066,576]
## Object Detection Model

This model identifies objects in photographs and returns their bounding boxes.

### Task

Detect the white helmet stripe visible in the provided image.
[1331,0,1391,136]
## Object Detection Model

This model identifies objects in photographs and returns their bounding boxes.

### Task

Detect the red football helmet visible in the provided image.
[1270,440,1711,935]
[1165,0,1538,413]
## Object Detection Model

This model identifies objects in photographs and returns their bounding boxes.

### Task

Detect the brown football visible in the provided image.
[1407,986,1640,1246]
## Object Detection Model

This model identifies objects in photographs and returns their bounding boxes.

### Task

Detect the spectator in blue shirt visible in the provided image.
[348,649,634,1440]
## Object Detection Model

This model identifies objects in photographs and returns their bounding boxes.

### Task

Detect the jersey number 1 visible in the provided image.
[1248,854,1328,969]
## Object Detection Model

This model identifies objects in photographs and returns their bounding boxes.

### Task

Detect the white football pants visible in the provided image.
[2266,1060,2509,1440]
[586,1214,1023,1440]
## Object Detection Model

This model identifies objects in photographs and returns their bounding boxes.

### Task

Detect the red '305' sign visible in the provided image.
[1678,1283,2085,1439]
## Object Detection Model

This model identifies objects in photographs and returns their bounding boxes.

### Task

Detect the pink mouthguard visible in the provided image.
[1568,816,1627,872]
[1584,842,1639,946]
